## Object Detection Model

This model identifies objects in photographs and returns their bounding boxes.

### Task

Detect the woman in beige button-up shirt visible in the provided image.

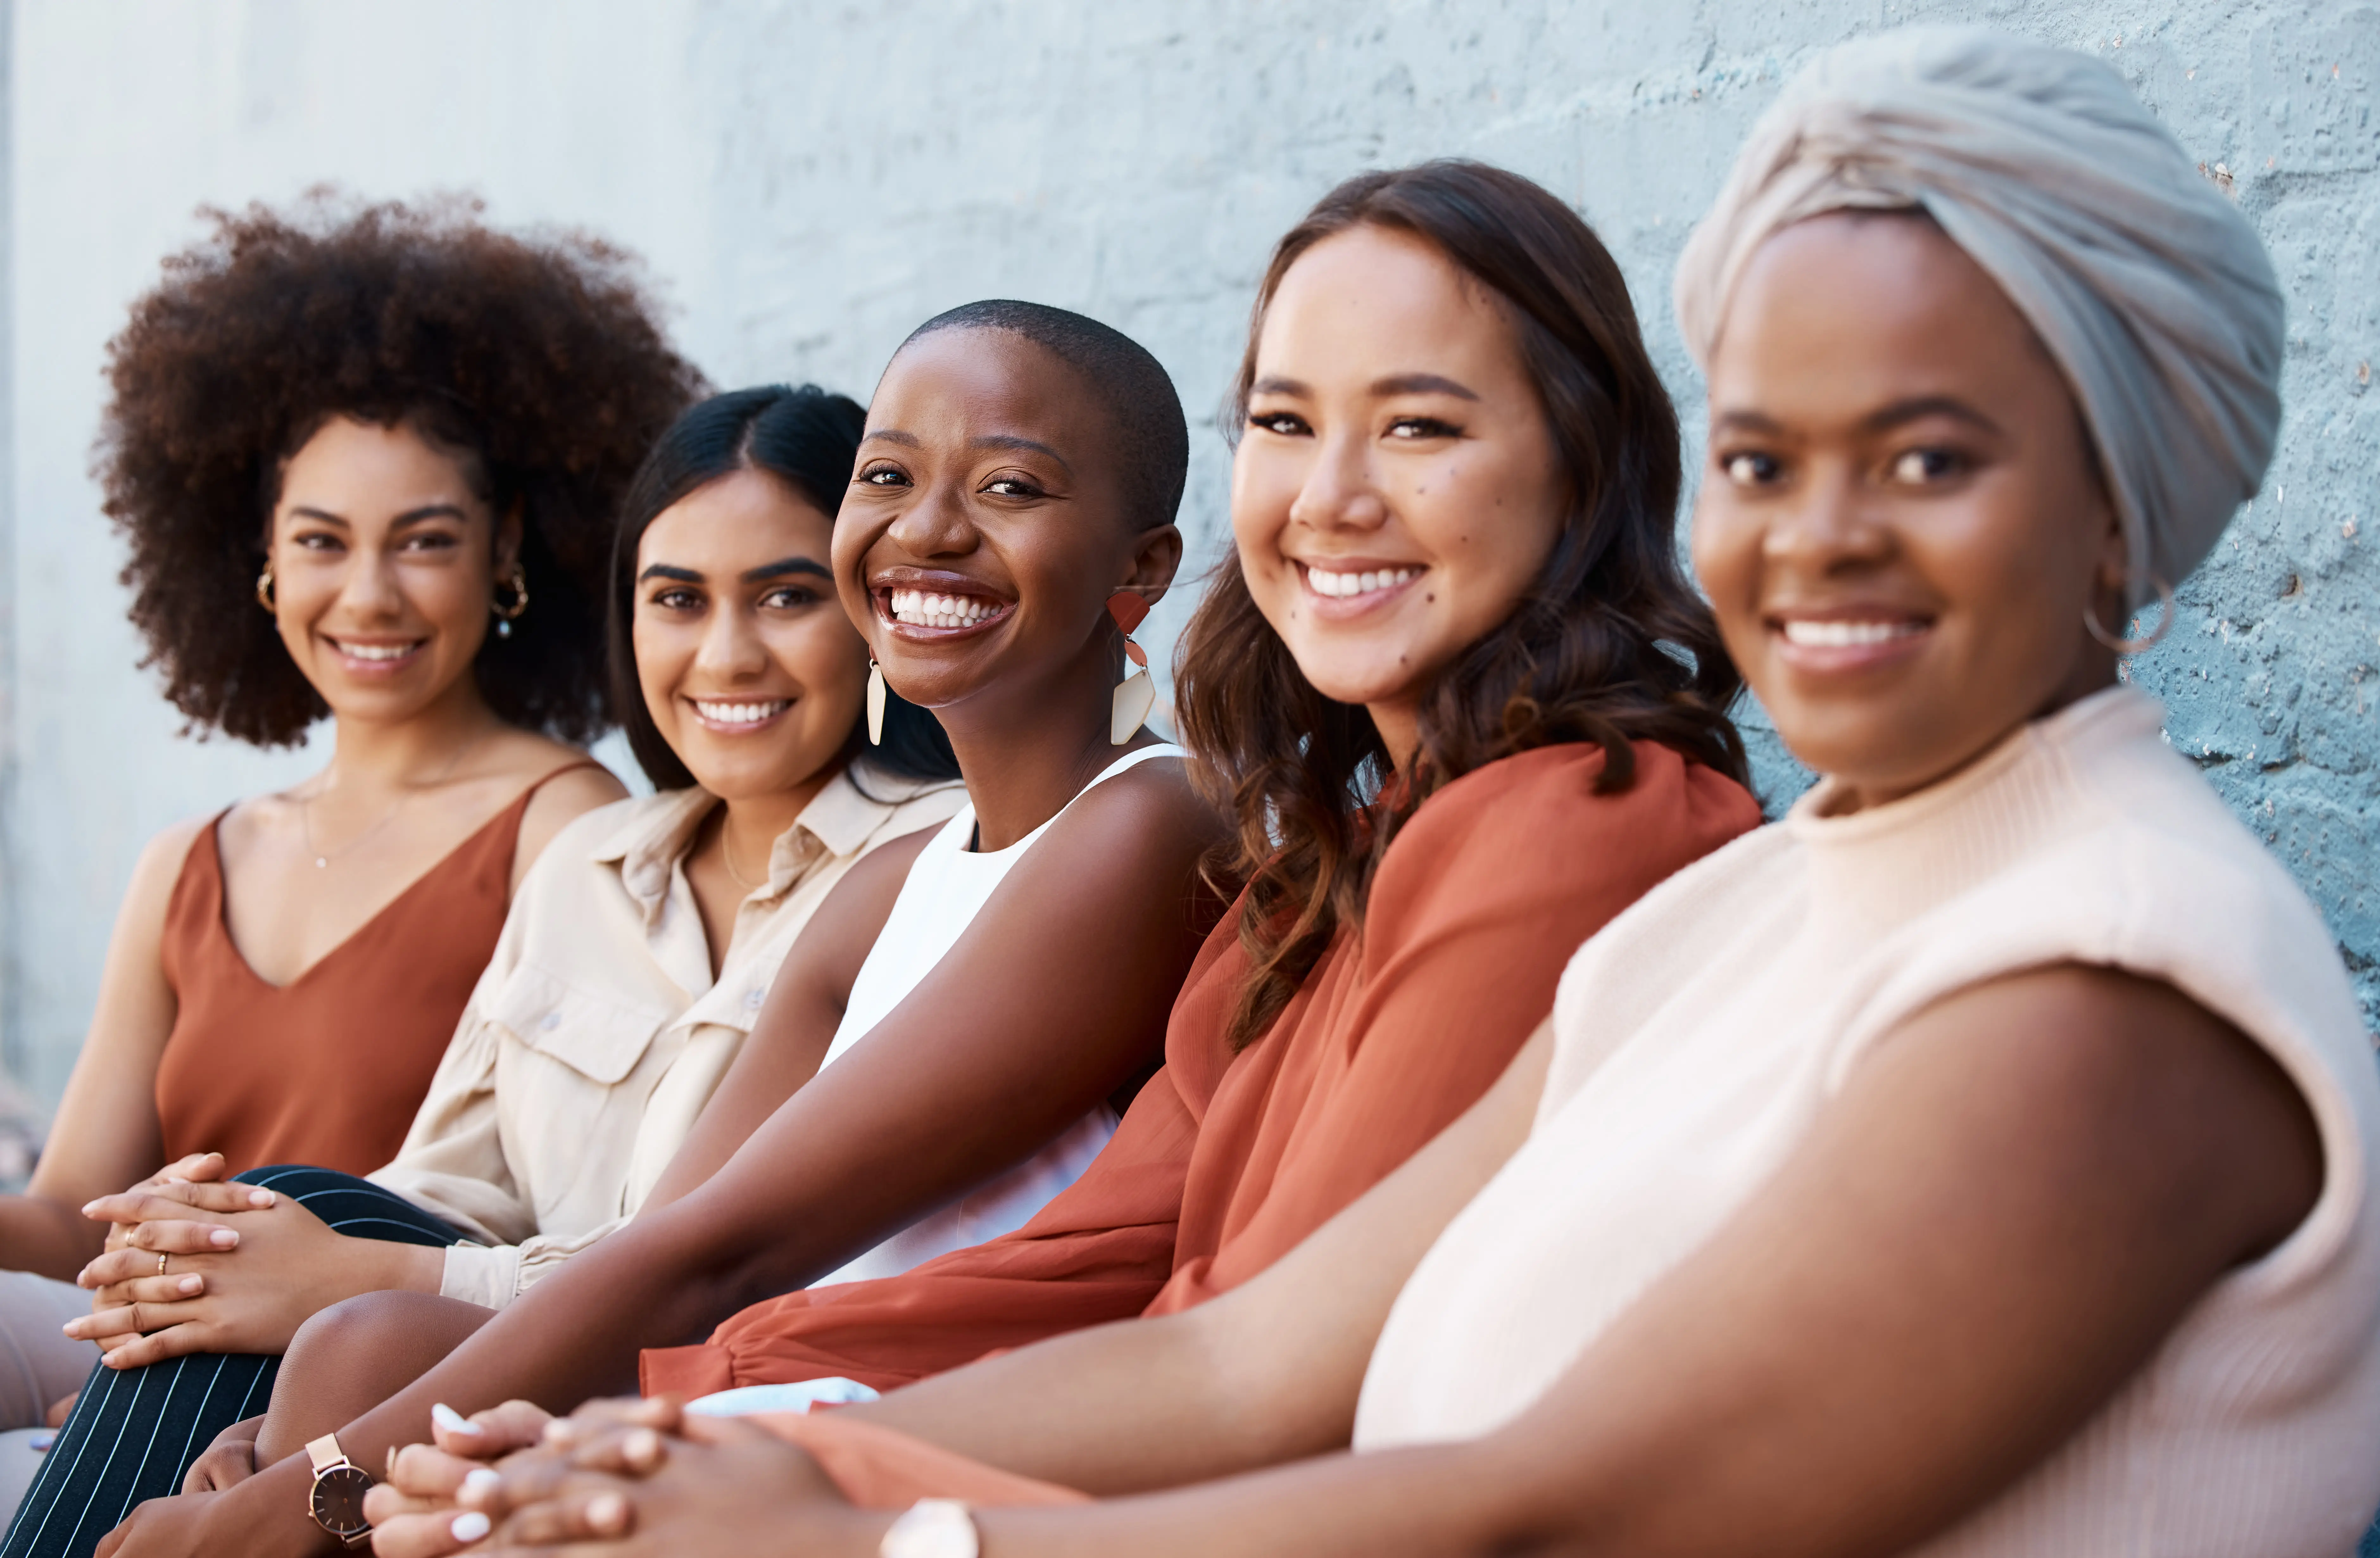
[366,761,959,1308]
[72,385,962,1360]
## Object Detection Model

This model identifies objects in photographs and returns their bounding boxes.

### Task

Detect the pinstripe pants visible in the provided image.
[0,1167,461,1558]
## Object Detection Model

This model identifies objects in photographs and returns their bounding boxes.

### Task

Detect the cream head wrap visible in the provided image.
[1674,26,2285,607]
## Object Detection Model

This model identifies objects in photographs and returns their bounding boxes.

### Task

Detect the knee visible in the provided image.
[261,1292,492,1463]
[283,1289,449,1376]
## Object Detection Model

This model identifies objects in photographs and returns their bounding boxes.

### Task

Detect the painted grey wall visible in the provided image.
[5,0,2376,1116]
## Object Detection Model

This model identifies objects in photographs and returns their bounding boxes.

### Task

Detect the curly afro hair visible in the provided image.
[101,190,708,747]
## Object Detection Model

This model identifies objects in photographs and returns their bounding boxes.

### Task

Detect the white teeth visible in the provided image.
[1304,566,1419,600]
[694,699,791,726]
[336,641,420,662]
[887,588,1002,628]
[1779,619,1925,648]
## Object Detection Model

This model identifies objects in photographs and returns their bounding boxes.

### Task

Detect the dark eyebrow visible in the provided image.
[1370,372,1480,402]
[1249,375,1309,398]
[862,430,921,448]
[742,556,832,583]
[969,434,1072,474]
[286,503,470,528]
[1711,409,1790,437]
[1858,395,2004,437]
[638,563,703,584]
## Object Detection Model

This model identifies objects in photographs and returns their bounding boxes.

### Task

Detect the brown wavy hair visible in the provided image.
[101,190,707,746]
[1173,160,1748,1051]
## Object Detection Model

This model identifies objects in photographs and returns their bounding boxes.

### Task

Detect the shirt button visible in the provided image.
[745,989,765,1009]
[540,1013,561,1032]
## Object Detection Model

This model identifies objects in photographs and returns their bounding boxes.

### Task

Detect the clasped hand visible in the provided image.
[364,1397,884,1556]
[67,1153,431,1366]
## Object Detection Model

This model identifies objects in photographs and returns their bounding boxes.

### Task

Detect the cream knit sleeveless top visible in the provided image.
[1355,689,2380,1555]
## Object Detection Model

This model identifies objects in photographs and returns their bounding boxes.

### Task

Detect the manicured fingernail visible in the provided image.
[79,1203,97,1216]
[248,1190,274,1207]
[624,1428,661,1465]
[432,1402,482,1436]
[588,1492,628,1532]
[209,1229,237,1248]
[462,1467,502,1495]
[177,1276,201,1295]
[449,1511,491,1543]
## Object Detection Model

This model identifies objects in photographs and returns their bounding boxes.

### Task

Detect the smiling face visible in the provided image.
[267,415,513,725]
[633,468,868,806]
[1692,213,2127,812]
[1233,224,1566,764]
[834,326,1180,733]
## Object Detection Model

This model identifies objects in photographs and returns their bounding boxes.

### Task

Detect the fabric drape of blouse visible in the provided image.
[642,740,1758,1397]
[368,768,964,1310]
[152,765,596,1178]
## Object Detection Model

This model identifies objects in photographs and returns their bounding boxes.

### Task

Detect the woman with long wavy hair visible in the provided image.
[434,33,2380,1558]
[363,165,1761,1538]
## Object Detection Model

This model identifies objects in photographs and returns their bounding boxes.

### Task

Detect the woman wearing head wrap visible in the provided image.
[366,30,2380,1558]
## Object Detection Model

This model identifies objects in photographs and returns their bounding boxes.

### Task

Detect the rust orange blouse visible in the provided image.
[643,740,1759,1398]
[152,767,590,1177]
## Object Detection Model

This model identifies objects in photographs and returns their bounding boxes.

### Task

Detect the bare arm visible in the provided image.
[0,818,205,1280]
[640,825,938,1209]
[944,966,2322,1557]
[848,1018,1552,1490]
[457,966,2322,1558]
[167,763,1228,1555]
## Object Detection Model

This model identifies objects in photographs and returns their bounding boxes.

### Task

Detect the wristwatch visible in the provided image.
[304,1433,374,1549]
[881,1497,978,1558]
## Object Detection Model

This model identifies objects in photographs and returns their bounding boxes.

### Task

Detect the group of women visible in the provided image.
[0,24,2365,1558]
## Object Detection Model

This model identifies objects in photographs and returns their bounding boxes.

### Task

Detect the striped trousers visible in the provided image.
[0,1167,460,1558]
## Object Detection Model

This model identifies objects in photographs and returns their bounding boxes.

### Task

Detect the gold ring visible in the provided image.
[156,1253,168,1278]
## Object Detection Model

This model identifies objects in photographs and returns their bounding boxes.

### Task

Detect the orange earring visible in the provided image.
[1107,592,1154,744]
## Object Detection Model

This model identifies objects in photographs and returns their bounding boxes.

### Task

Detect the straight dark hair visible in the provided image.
[1174,160,1749,1051]
[605,384,959,791]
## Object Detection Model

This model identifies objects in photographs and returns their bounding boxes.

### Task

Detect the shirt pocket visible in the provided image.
[487,961,679,1087]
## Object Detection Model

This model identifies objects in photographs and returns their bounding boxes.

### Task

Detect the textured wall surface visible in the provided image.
[5,0,2376,1102]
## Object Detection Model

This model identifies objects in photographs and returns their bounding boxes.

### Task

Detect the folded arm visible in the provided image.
[160,763,1227,1556]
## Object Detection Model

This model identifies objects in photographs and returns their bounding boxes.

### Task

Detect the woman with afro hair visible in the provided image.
[0,194,699,1488]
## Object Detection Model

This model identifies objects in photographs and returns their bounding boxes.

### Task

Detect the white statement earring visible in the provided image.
[866,659,887,745]
[1107,591,1155,745]
[2083,574,2175,655]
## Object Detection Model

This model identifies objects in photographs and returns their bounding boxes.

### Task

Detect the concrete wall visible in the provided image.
[6,0,2376,1110]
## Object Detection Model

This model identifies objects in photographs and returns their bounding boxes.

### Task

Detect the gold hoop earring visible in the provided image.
[255,563,276,613]
[492,565,529,639]
[2083,574,2175,655]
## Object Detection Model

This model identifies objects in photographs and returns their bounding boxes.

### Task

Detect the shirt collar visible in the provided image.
[588,765,955,925]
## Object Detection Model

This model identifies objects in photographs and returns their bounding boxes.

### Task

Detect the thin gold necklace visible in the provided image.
[718,812,763,893]
[300,732,484,870]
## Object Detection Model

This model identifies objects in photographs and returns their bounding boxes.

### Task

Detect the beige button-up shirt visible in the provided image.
[367,766,964,1309]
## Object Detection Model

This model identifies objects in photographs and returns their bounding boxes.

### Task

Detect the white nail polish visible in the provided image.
[431,1402,483,1435]
[450,1511,491,1543]
[462,1467,502,1494]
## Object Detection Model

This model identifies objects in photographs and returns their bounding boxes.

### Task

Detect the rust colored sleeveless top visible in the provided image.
[153,764,597,1176]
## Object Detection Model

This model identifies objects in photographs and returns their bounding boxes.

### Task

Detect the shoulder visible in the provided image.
[132,811,216,882]
[507,792,653,899]
[507,747,631,887]
[1387,740,1763,899]
[831,817,949,906]
[1053,749,1229,856]
[119,811,218,923]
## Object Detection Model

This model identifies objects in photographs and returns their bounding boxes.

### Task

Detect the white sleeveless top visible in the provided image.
[1355,690,2380,1555]
[809,744,1185,1288]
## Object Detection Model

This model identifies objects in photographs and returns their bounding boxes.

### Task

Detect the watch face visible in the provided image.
[311,1465,374,1537]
